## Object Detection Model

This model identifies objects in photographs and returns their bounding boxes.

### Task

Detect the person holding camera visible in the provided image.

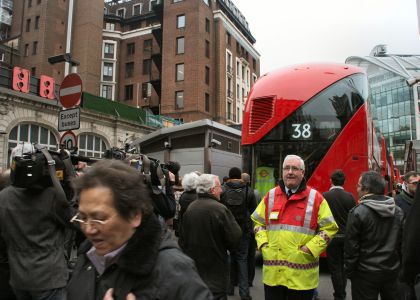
[67,159,212,300]
[0,144,76,300]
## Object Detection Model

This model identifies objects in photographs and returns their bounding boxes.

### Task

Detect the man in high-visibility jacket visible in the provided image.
[251,154,338,300]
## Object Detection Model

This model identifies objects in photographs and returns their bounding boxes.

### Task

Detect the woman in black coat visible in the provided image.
[66,160,212,300]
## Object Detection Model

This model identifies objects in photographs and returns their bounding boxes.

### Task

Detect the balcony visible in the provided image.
[151,48,162,70]
[151,0,163,21]
[152,28,162,49]
[150,70,161,97]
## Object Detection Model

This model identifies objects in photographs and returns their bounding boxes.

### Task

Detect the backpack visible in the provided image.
[223,185,248,225]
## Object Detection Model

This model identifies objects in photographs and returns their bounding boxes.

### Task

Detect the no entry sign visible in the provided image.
[59,73,82,108]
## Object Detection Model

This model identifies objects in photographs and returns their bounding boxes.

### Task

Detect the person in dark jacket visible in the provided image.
[67,159,212,300]
[179,173,242,300]
[344,171,404,300]
[401,183,420,300]
[0,169,16,300]
[221,167,257,300]
[395,171,420,217]
[178,171,200,224]
[323,170,356,300]
[0,144,75,300]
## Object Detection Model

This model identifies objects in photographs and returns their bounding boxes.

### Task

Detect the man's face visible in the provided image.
[357,176,366,198]
[78,186,141,256]
[282,157,304,190]
[406,175,420,195]
[211,177,223,200]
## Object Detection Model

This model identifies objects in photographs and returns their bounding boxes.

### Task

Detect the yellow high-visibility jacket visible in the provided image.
[251,184,338,290]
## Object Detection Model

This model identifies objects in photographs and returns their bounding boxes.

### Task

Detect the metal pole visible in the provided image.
[65,0,75,75]
[409,114,413,140]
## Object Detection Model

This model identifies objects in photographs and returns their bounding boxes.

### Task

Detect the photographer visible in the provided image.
[0,144,76,300]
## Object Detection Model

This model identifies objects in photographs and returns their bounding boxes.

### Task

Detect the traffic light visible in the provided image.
[12,67,30,93]
[39,75,55,99]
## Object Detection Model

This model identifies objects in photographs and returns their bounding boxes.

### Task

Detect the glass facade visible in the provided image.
[368,71,415,167]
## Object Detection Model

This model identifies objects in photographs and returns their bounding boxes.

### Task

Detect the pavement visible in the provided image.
[228,260,352,300]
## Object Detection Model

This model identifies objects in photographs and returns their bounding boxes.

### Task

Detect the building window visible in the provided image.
[117,8,125,18]
[103,62,113,81]
[127,43,135,55]
[142,82,152,98]
[143,39,152,52]
[105,23,115,31]
[205,18,210,33]
[253,58,256,70]
[26,19,31,32]
[143,59,152,75]
[253,74,257,84]
[125,62,134,78]
[133,3,142,15]
[125,84,133,100]
[31,67,36,76]
[32,41,38,55]
[226,32,231,45]
[205,66,210,84]
[28,0,32,8]
[227,52,232,73]
[205,93,209,112]
[175,91,184,109]
[176,63,184,81]
[104,43,115,58]
[176,37,184,54]
[101,85,113,99]
[173,0,183,3]
[149,0,155,11]
[177,15,185,28]
[35,16,40,29]
[205,40,210,58]
[227,101,233,121]
[24,44,29,57]
[8,124,58,165]
[37,0,41,4]
[78,134,107,158]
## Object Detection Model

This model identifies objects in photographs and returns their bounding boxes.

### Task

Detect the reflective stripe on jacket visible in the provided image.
[251,185,338,290]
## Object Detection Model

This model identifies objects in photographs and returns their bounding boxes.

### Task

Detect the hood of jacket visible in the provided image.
[225,179,246,189]
[360,194,396,217]
[78,213,176,276]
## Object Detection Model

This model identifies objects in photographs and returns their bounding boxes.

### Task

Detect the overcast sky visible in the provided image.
[234,0,420,74]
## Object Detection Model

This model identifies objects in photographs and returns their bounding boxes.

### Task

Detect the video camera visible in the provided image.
[10,143,94,190]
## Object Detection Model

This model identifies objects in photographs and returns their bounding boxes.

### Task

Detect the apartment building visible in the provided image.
[13,0,260,124]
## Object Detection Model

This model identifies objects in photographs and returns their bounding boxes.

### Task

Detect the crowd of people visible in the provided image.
[0,145,419,300]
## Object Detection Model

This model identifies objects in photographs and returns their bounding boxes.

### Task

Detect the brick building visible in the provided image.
[11,0,260,124]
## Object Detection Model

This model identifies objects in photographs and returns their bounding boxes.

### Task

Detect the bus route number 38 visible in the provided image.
[291,123,312,139]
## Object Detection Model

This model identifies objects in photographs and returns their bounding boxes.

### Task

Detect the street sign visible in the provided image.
[60,130,77,150]
[59,73,82,108]
[58,107,80,131]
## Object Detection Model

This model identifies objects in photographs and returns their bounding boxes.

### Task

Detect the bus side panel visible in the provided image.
[307,105,368,199]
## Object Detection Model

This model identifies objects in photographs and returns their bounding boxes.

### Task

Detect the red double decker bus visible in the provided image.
[242,63,389,199]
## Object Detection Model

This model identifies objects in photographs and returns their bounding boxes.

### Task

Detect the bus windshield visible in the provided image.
[243,74,367,187]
